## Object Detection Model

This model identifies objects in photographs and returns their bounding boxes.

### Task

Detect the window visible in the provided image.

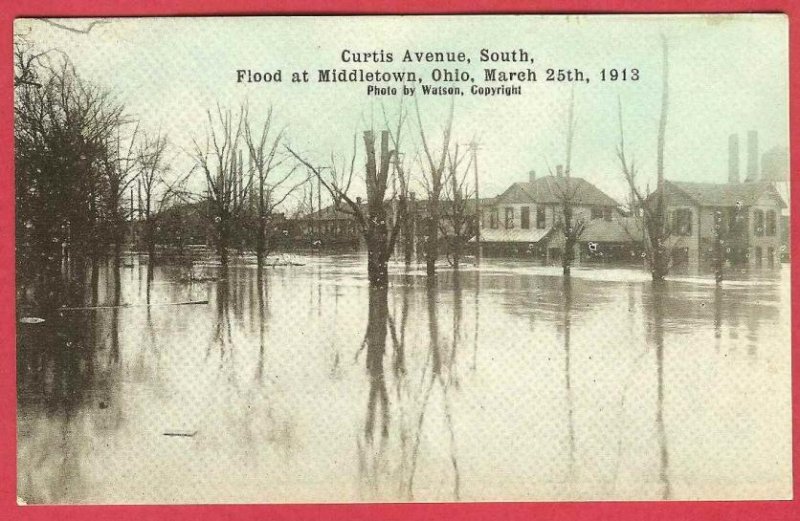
[490,208,499,229]
[536,207,546,229]
[603,207,613,222]
[521,207,530,229]
[505,207,515,229]
[672,209,693,236]
[766,210,777,236]
[591,207,603,220]
[753,209,765,236]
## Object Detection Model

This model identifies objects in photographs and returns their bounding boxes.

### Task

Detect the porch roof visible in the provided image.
[471,227,552,244]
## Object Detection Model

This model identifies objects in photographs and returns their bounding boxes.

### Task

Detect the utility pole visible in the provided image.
[130,187,135,247]
[467,140,482,263]
[309,182,314,239]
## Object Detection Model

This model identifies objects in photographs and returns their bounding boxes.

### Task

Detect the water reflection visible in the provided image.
[16,255,791,503]
[560,277,576,482]
[363,286,389,442]
[650,282,671,500]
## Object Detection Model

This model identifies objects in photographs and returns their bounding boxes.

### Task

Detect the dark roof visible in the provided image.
[663,180,786,209]
[581,217,644,243]
[499,176,619,207]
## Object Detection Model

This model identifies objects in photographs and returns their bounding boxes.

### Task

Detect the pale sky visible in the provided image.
[16,15,789,209]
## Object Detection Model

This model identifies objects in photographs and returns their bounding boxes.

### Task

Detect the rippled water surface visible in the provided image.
[17,255,792,503]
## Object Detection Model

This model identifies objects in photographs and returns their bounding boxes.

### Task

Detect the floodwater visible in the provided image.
[17,255,792,503]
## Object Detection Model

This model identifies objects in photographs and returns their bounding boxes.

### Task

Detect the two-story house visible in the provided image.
[659,180,785,267]
[478,169,622,260]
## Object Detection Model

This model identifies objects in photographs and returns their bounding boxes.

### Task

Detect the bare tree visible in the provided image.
[243,105,304,265]
[191,105,250,267]
[382,100,414,266]
[102,123,140,262]
[15,53,125,280]
[441,145,474,269]
[416,99,455,278]
[551,88,586,277]
[287,130,403,288]
[617,36,671,282]
[137,130,171,268]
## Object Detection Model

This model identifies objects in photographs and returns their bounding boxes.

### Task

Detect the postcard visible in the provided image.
[13,14,791,504]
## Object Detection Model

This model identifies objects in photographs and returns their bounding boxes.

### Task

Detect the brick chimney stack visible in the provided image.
[528,170,536,184]
[728,133,740,184]
[556,164,564,178]
[747,130,759,182]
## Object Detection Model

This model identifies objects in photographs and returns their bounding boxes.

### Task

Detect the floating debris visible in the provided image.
[177,275,219,283]
[61,300,209,311]
[163,430,197,437]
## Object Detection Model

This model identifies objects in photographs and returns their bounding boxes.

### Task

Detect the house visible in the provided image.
[294,194,497,254]
[654,131,787,268]
[476,168,626,260]
[659,180,785,268]
[294,202,362,248]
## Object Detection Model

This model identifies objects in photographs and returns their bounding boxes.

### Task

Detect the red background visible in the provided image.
[1,1,796,520]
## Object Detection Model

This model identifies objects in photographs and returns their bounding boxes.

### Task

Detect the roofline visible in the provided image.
[664,179,787,209]
[499,176,619,207]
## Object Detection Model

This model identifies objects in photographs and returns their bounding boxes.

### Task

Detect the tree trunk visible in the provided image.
[367,237,389,288]
[426,202,439,277]
[255,219,266,265]
[217,218,229,267]
[364,284,389,440]
[652,37,670,283]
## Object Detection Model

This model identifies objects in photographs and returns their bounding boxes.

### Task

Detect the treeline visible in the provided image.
[14,37,478,289]
[16,31,676,291]
[14,38,302,283]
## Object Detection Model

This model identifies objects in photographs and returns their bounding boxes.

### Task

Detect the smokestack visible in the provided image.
[747,130,759,182]
[528,170,536,184]
[728,134,740,184]
[556,164,564,178]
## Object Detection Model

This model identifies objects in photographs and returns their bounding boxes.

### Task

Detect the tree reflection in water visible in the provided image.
[357,274,462,501]
[561,277,576,482]
[651,281,671,500]
[17,253,127,503]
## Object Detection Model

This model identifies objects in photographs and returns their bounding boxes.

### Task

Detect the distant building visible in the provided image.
[295,195,497,253]
[476,168,635,262]
[659,180,785,267]
[294,202,362,248]
[760,144,790,259]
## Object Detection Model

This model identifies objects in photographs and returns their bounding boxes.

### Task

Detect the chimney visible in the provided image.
[528,170,536,184]
[747,130,759,181]
[356,196,362,205]
[728,133,740,184]
[556,164,564,178]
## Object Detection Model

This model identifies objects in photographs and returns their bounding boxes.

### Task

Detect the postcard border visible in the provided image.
[1,1,797,520]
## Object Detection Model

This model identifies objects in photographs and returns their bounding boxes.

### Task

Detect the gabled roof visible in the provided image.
[497,176,619,207]
[663,180,786,209]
